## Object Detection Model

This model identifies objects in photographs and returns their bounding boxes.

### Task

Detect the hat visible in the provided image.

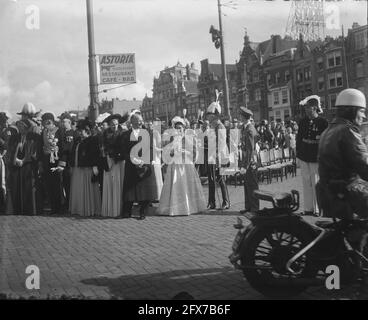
[335,88,366,109]
[17,102,38,116]
[206,101,221,115]
[171,116,186,127]
[239,106,253,117]
[59,112,73,121]
[0,111,11,122]
[41,112,56,123]
[76,118,92,131]
[104,113,122,124]
[299,95,323,114]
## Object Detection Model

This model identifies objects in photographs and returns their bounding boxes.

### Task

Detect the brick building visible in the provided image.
[152,61,198,123]
[197,59,237,119]
[141,94,153,122]
[237,33,297,121]
[346,23,368,97]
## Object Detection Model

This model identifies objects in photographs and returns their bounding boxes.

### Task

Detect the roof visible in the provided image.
[208,63,237,77]
[249,37,298,62]
[112,99,142,115]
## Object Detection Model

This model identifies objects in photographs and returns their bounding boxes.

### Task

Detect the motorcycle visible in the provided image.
[229,189,368,298]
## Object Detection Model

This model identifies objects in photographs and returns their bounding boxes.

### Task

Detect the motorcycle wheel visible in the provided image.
[240,225,318,298]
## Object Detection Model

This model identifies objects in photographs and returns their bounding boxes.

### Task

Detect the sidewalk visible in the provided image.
[0,170,367,300]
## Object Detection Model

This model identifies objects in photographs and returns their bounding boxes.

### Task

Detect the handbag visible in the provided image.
[136,164,151,182]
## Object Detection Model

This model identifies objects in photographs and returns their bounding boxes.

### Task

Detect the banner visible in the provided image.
[98,53,136,84]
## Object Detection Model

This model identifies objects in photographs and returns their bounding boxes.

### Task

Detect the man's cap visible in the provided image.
[239,106,253,117]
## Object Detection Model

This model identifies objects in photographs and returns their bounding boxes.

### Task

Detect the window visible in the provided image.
[232,86,237,95]
[328,72,343,89]
[317,57,324,71]
[329,94,337,108]
[255,88,261,101]
[355,31,367,50]
[318,77,325,91]
[267,74,272,87]
[285,70,290,82]
[304,67,311,81]
[273,91,279,105]
[356,60,364,78]
[327,51,342,68]
[284,109,290,119]
[253,70,259,82]
[320,96,325,109]
[276,72,281,84]
[282,90,288,104]
[297,69,303,82]
[245,93,250,105]
[275,110,281,120]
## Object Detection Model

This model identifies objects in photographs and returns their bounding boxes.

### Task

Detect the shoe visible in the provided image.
[137,215,146,220]
[240,209,250,214]
[221,202,230,210]
[207,203,216,210]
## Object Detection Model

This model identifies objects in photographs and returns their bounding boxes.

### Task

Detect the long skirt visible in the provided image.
[69,167,101,217]
[157,163,207,216]
[101,160,125,217]
[9,163,39,215]
[125,164,163,202]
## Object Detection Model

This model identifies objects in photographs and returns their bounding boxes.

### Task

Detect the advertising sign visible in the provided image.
[98,53,136,84]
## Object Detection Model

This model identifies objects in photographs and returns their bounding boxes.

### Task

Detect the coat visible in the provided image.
[239,122,259,169]
[317,117,368,218]
[69,135,100,168]
[296,116,328,163]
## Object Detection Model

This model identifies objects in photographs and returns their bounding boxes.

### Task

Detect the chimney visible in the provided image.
[352,22,360,29]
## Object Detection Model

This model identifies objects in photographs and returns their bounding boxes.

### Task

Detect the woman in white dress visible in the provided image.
[158,116,206,216]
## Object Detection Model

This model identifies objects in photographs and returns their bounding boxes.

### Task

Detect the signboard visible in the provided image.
[98,53,136,85]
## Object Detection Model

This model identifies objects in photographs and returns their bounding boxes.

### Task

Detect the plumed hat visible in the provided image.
[171,116,186,127]
[299,95,323,114]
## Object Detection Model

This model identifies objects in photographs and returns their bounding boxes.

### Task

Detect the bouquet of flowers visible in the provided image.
[43,128,59,163]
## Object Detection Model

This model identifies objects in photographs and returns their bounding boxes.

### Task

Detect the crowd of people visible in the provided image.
[2,88,366,220]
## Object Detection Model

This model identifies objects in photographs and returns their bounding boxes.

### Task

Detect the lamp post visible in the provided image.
[86,0,99,122]
[210,0,231,120]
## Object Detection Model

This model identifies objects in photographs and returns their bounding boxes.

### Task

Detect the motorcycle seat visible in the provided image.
[254,190,293,207]
[315,220,336,229]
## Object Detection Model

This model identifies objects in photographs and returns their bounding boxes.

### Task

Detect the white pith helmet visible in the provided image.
[336,88,366,109]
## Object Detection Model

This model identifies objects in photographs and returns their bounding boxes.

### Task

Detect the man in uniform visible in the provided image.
[238,107,260,213]
[296,95,328,216]
[205,101,230,210]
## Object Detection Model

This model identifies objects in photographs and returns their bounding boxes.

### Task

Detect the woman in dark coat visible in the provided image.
[69,119,101,217]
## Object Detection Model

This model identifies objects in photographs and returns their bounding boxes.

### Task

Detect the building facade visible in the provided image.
[152,61,199,123]
[346,23,368,98]
[141,94,153,122]
[197,59,237,119]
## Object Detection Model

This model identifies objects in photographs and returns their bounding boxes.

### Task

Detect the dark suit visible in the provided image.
[240,122,260,212]
[207,121,230,208]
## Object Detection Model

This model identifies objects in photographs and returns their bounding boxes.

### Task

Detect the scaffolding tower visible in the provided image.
[285,0,326,42]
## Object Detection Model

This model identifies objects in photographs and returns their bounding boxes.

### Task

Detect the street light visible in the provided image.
[209,0,231,121]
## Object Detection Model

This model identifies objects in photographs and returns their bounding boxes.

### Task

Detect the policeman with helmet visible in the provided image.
[317,88,368,219]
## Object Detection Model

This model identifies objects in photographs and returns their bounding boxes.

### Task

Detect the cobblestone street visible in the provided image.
[0,171,367,300]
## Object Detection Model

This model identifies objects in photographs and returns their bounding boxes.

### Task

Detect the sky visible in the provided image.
[0,0,366,117]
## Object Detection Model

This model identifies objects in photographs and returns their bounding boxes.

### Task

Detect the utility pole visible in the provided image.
[86,0,99,122]
[217,0,231,120]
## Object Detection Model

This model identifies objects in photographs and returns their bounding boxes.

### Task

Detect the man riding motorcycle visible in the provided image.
[317,88,368,220]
